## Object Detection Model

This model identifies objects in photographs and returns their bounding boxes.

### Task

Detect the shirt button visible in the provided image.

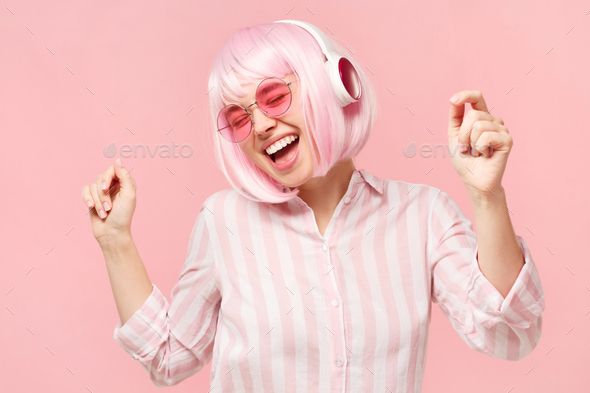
[321,244,328,252]
[331,299,339,307]
[343,197,351,204]
[335,356,343,367]
[131,354,139,360]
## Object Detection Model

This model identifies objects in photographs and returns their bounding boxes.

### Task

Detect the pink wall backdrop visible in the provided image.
[2,0,589,392]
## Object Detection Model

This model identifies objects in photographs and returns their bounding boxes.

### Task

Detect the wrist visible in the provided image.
[467,185,507,208]
[469,190,507,210]
[98,232,135,252]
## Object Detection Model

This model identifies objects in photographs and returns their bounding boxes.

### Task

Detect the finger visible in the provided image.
[450,90,489,112]
[95,172,113,214]
[113,157,135,198]
[475,132,493,157]
[491,115,505,126]
[448,90,490,140]
[479,130,512,152]
[458,110,498,149]
[448,97,466,141]
[475,131,512,157]
[81,185,95,210]
[100,164,118,210]
[90,183,107,219]
[469,120,503,157]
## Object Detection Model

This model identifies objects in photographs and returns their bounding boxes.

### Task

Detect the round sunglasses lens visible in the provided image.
[218,105,251,142]
[257,78,292,116]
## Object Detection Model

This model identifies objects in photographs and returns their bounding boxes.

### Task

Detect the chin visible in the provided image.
[266,160,313,189]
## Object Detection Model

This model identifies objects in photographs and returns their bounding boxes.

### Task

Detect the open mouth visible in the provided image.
[265,135,299,165]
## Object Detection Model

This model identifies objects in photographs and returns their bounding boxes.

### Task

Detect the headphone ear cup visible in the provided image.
[272,19,363,106]
[326,56,363,107]
[338,57,362,102]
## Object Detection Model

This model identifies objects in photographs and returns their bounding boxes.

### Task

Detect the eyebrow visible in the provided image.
[225,105,245,115]
[257,82,283,97]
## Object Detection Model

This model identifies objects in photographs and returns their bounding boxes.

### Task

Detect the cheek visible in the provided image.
[300,129,319,163]
[239,141,273,175]
[238,137,256,156]
[297,109,319,159]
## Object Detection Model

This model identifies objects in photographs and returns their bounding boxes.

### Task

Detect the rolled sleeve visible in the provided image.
[429,189,546,360]
[468,235,545,331]
[113,283,170,361]
[111,198,221,386]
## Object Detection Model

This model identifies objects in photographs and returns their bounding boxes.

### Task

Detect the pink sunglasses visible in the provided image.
[217,77,298,143]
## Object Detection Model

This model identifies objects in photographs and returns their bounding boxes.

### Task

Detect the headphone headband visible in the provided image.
[272,19,362,107]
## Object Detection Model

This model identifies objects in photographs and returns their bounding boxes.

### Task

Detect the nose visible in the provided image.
[250,106,276,136]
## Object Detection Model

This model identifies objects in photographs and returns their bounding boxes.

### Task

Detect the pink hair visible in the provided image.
[206,22,379,204]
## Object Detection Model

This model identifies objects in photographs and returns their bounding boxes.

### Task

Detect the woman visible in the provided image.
[81,20,545,392]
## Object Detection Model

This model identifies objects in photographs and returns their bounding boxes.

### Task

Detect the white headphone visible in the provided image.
[272,19,362,107]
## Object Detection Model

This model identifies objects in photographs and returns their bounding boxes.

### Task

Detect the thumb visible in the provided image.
[113,158,135,195]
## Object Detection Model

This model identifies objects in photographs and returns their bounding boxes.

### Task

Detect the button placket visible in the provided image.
[317,239,347,380]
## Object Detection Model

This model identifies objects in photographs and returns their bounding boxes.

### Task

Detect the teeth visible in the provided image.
[266,135,298,155]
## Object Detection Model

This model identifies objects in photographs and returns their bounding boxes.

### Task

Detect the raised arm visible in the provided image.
[81,159,221,386]
[429,190,545,360]
[81,158,153,325]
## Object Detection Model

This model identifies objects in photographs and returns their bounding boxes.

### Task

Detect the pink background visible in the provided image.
[2,0,589,391]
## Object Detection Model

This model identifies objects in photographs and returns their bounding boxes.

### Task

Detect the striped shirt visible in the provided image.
[113,169,545,392]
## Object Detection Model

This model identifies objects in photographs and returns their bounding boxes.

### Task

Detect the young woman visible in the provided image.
[81,20,545,392]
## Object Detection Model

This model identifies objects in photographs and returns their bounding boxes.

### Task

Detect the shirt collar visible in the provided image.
[353,169,384,194]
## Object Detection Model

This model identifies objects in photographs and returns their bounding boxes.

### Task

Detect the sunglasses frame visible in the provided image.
[217,76,298,143]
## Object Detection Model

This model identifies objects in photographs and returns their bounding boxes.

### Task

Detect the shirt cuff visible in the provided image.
[467,235,545,330]
[113,283,171,361]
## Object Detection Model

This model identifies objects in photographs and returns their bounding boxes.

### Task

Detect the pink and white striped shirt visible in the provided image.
[113,169,545,392]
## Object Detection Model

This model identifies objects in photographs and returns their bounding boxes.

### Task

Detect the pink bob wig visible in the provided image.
[206,22,379,204]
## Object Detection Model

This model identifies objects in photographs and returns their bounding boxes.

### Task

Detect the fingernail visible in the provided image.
[102,181,107,190]
[116,158,124,168]
[103,201,110,212]
[450,95,460,104]
[98,210,106,219]
[458,143,468,152]
[86,200,93,208]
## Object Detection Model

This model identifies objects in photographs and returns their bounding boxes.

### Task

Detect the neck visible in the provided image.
[296,158,357,214]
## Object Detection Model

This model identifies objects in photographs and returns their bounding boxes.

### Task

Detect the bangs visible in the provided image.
[214,27,296,107]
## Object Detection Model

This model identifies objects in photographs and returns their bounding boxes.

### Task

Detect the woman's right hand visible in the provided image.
[81,158,137,247]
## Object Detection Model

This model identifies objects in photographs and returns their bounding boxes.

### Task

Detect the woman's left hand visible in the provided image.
[447,90,513,198]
